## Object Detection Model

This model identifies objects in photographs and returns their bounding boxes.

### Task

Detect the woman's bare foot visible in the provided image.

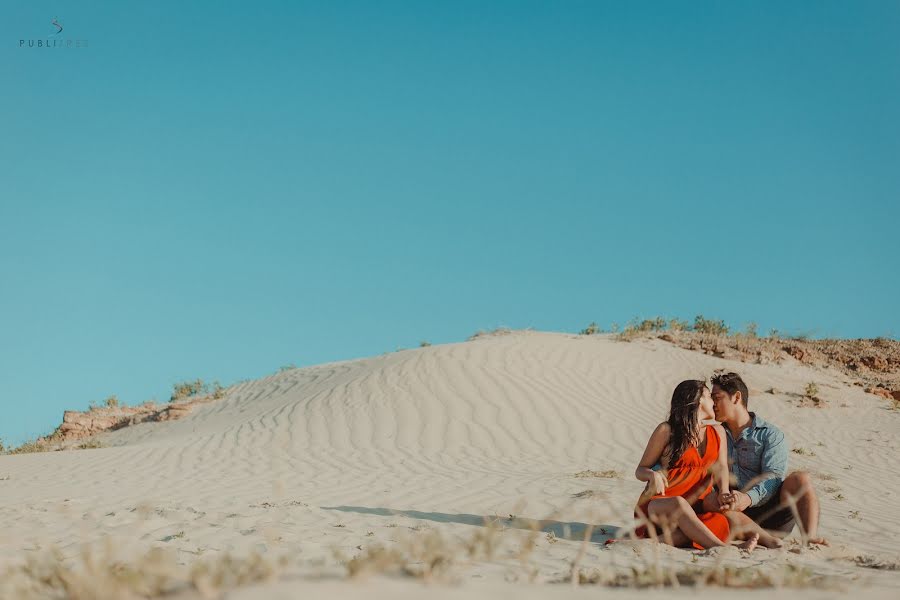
[739,533,759,552]
[758,531,783,549]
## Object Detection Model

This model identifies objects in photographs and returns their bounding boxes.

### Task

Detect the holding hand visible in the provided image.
[717,491,752,512]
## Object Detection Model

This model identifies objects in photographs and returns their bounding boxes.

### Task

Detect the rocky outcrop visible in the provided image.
[648,331,900,393]
[867,387,894,401]
[54,397,215,442]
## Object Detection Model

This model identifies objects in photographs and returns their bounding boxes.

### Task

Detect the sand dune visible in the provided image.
[2,331,899,597]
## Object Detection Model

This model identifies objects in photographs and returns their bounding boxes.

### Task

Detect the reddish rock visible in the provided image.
[892,390,900,402]
[783,346,808,362]
[50,396,217,443]
[867,387,893,401]
[861,355,889,371]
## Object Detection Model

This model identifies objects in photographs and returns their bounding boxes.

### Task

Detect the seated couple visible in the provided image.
[633,372,827,551]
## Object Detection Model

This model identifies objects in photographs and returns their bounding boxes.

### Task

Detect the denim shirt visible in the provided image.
[725,413,788,507]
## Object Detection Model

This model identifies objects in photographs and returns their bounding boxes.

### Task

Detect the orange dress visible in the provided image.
[634,424,730,549]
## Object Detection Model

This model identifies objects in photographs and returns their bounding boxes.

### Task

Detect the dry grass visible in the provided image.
[77,439,104,450]
[0,542,288,600]
[0,495,859,598]
[568,563,834,589]
[5,437,55,455]
[343,517,503,582]
[170,379,225,403]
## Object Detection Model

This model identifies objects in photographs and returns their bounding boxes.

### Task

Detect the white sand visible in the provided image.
[2,331,898,597]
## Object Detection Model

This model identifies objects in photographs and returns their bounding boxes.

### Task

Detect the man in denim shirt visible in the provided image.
[703,372,828,545]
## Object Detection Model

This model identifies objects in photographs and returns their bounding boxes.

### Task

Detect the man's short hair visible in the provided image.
[711,372,749,407]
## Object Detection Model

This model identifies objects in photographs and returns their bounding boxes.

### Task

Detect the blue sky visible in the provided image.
[1,1,898,445]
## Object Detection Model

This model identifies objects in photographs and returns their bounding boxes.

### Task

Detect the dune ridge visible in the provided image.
[2,331,899,597]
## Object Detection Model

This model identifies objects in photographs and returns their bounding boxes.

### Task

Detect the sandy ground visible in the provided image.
[1,331,899,597]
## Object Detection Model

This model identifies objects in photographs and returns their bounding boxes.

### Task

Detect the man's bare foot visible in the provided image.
[806,537,829,546]
[739,533,759,552]
[758,532,783,549]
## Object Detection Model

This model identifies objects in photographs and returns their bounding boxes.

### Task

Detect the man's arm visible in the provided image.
[743,428,788,507]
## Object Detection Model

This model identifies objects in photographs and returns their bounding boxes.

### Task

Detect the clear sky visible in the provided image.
[1,1,898,446]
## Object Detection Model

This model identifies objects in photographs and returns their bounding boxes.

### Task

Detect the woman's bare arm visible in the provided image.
[636,423,670,495]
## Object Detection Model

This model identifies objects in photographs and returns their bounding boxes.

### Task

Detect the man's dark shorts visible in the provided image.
[745,501,796,534]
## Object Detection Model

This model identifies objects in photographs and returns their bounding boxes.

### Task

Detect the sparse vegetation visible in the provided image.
[668,318,690,331]
[468,327,513,341]
[419,340,432,347]
[792,447,816,457]
[693,315,729,335]
[0,543,287,599]
[170,379,225,402]
[613,314,734,340]
[5,437,53,455]
[569,563,832,589]
[104,395,119,408]
[77,439,104,450]
[744,321,759,337]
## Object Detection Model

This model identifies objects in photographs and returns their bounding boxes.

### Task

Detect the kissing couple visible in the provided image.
[632,372,828,551]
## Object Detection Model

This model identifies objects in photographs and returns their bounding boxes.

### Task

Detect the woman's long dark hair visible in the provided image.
[665,380,707,463]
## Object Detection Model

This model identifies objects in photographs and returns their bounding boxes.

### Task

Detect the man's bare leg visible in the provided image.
[781,471,828,546]
[724,511,782,549]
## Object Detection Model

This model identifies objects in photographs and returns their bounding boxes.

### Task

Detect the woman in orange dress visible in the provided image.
[634,380,779,550]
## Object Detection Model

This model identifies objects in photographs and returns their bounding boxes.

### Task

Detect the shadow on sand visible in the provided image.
[321,505,621,545]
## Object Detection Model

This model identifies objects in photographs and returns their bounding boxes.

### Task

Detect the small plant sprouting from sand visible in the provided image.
[804,382,822,405]
[574,469,622,479]
[580,322,601,335]
[104,395,119,408]
[792,447,816,457]
[419,340,432,347]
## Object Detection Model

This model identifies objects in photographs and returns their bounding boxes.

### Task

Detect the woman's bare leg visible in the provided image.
[648,497,726,549]
[724,511,782,549]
